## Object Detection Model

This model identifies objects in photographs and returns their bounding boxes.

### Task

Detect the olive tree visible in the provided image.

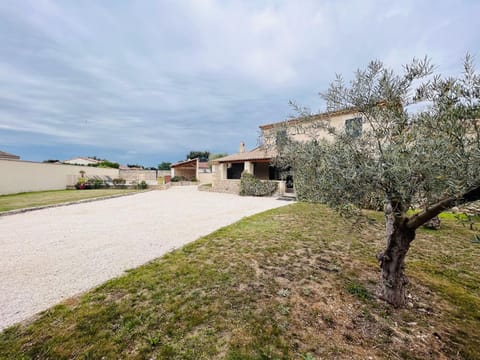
[276,56,480,307]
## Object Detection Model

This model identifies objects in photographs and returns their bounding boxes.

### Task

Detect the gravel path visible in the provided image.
[0,187,291,330]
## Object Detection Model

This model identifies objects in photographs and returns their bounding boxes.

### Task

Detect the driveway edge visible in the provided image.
[0,190,151,217]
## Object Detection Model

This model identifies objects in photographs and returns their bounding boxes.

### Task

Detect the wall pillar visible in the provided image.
[244,161,254,174]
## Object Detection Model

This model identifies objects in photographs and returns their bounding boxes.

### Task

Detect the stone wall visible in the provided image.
[198,172,213,184]
[212,179,241,194]
[119,169,157,184]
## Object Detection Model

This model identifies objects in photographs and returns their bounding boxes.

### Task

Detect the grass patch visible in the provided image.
[0,203,479,359]
[0,189,143,212]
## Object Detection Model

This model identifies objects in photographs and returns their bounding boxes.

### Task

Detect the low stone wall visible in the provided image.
[212,179,241,194]
[119,169,157,184]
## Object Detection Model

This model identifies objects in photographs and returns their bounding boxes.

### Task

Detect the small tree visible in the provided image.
[158,162,172,170]
[186,151,210,161]
[277,55,480,307]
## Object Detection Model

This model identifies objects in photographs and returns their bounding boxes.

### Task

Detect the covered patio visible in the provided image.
[212,145,290,194]
[170,158,198,180]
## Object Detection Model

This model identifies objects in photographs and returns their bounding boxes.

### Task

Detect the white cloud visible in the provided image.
[0,0,479,164]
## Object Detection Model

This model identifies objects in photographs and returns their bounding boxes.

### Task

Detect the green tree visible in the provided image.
[89,160,119,169]
[127,164,144,169]
[207,152,228,168]
[276,55,480,307]
[186,151,210,161]
[158,162,172,170]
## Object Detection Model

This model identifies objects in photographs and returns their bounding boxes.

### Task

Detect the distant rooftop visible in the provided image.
[213,146,276,163]
[0,150,20,160]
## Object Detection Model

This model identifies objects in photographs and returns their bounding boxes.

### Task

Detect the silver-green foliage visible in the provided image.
[278,55,480,218]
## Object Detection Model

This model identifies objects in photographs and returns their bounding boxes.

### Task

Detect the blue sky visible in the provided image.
[0,1,479,166]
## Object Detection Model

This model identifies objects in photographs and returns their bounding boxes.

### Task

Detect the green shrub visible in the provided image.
[171,176,186,182]
[239,172,278,197]
[75,177,90,190]
[87,178,105,189]
[137,181,148,189]
[112,178,126,188]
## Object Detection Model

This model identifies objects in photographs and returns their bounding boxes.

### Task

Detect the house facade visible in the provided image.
[211,108,362,195]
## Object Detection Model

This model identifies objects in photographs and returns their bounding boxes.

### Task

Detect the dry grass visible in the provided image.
[0,189,143,212]
[0,203,478,359]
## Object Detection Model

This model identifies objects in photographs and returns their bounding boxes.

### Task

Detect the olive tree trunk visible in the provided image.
[377,204,416,307]
[376,187,480,307]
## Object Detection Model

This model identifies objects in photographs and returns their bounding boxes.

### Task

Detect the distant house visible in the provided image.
[0,150,20,160]
[211,108,362,194]
[63,157,101,166]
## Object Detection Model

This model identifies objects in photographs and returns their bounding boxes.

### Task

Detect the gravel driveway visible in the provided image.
[0,187,291,330]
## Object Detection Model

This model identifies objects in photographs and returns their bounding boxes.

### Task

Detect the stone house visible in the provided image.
[211,108,362,195]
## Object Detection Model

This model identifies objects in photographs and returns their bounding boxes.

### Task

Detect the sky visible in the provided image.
[0,1,479,167]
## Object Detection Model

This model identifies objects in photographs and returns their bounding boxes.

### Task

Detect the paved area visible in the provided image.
[0,187,290,330]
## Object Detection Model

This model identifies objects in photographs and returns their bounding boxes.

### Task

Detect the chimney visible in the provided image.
[239,141,245,153]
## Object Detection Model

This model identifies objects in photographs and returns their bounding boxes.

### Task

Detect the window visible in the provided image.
[345,117,362,137]
[275,129,288,146]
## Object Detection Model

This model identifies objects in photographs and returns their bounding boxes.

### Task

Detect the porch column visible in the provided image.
[220,163,227,180]
[244,161,254,174]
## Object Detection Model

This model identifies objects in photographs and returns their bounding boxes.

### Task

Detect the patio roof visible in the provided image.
[213,146,277,164]
[171,158,198,168]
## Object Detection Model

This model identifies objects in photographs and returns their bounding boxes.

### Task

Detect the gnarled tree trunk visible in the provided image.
[378,203,416,307]
[377,186,480,307]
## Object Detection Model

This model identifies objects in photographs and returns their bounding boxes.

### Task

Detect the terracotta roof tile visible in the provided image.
[171,158,198,168]
[213,146,276,163]
[259,108,358,130]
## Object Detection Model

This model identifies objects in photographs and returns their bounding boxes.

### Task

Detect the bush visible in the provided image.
[137,181,148,189]
[75,177,90,190]
[171,176,186,182]
[112,178,126,188]
[75,178,107,190]
[87,178,104,189]
[239,172,278,197]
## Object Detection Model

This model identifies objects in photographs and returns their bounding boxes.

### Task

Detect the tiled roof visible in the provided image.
[213,146,276,163]
[259,108,358,130]
[171,158,198,168]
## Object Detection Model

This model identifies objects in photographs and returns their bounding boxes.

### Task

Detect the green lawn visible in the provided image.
[0,203,479,359]
[0,189,143,212]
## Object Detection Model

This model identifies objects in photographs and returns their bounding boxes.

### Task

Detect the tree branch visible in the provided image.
[407,185,480,229]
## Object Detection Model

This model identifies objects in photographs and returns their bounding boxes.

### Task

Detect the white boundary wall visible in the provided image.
[0,159,119,195]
